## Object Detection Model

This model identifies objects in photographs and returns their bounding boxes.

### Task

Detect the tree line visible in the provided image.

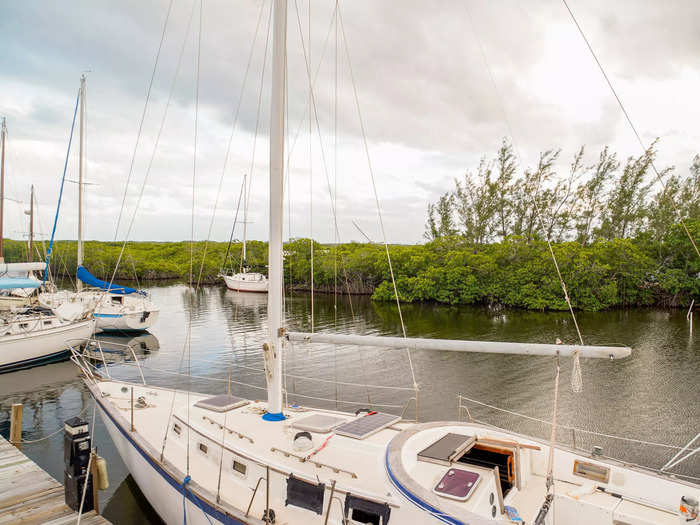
[425,139,700,246]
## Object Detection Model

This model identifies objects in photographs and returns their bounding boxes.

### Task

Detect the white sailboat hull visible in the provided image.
[40,290,159,332]
[222,274,269,293]
[0,318,95,372]
[95,390,255,525]
[94,308,160,331]
[87,379,698,525]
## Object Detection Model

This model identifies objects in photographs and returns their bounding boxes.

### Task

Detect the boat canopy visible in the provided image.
[76,265,145,295]
[0,277,41,290]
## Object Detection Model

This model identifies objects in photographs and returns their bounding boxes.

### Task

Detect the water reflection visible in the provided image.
[88,332,161,364]
[0,282,697,525]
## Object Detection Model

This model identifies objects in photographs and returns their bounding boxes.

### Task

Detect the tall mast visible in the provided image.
[0,117,6,263]
[77,74,86,290]
[242,172,248,267]
[263,0,287,421]
[28,185,34,262]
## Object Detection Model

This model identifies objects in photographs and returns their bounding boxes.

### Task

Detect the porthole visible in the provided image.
[173,423,182,435]
[199,442,208,454]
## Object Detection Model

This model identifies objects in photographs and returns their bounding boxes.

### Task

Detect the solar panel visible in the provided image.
[334,412,401,439]
[292,414,345,433]
[194,394,249,412]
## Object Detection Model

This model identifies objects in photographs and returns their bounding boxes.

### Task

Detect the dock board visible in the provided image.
[0,435,111,525]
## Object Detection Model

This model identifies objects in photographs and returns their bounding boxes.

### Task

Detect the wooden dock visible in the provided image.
[0,434,111,525]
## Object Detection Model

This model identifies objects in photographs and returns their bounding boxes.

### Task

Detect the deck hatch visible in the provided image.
[285,475,325,514]
[417,433,475,466]
[194,394,249,412]
[433,468,481,501]
[334,412,400,440]
[292,414,345,433]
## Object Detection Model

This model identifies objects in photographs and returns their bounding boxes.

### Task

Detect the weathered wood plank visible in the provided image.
[0,435,111,524]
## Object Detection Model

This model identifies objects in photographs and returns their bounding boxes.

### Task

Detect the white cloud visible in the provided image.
[1,0,698,245]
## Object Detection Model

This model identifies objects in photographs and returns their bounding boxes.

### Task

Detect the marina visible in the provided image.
[1,286,698,523]
[0,0,698,523]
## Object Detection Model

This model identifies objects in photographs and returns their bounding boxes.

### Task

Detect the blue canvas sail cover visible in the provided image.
[0,277,41,290]
[76,266,145,295]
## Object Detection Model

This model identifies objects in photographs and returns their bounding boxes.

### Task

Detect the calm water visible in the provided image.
[0,282,698,524]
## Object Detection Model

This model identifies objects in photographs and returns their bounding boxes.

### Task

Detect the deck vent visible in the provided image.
[418,433,475,466]
[292,414,345,433]
[285,475,325,514]
[344,494,391,525]
[334,412,400,440]
[194,394,249,412]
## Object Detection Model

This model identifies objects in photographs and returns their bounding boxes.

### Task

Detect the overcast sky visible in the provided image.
[1,0,699,245]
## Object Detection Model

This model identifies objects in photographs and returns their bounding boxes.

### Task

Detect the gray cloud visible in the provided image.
[1,0,698,245]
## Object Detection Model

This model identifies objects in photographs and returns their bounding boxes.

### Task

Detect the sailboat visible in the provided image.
[0,118,96,373]
[71,2,699,524]
[220,174,269,293]
[39,75,160,332]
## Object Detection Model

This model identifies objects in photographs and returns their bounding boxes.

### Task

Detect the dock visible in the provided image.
[0,434,111,525]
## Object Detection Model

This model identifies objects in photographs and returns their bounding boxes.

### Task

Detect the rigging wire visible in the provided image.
[242,0,275,275]
[221,176,246,273]
[106,0,196,295]
[217,0,267,276]
[186,0,204,477]
[43,89,80,286]
[291,0,356,321]
[561,0,699,260]
[114,0,174,241]
[462,3,586,393]
[308,0,315,333]
[158,0,199,465]
[337,6,418,391]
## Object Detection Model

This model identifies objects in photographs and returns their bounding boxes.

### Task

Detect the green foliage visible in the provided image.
[4,219,697,311]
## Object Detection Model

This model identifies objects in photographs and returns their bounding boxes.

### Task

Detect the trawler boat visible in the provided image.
[38,76,159,332]
[73,1,699,524]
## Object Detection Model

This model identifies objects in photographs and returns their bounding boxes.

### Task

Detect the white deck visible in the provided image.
[89,378,696,525]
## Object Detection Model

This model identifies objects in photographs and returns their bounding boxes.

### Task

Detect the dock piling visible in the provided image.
[9,403,22,449]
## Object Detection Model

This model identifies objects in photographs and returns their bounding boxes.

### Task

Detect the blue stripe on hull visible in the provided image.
[94,313,124,318]
[93,392,248,525]
[384,448,465,525]
[0,350,70,374]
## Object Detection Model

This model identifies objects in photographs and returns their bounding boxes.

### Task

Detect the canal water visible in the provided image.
[0,282,698,524]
